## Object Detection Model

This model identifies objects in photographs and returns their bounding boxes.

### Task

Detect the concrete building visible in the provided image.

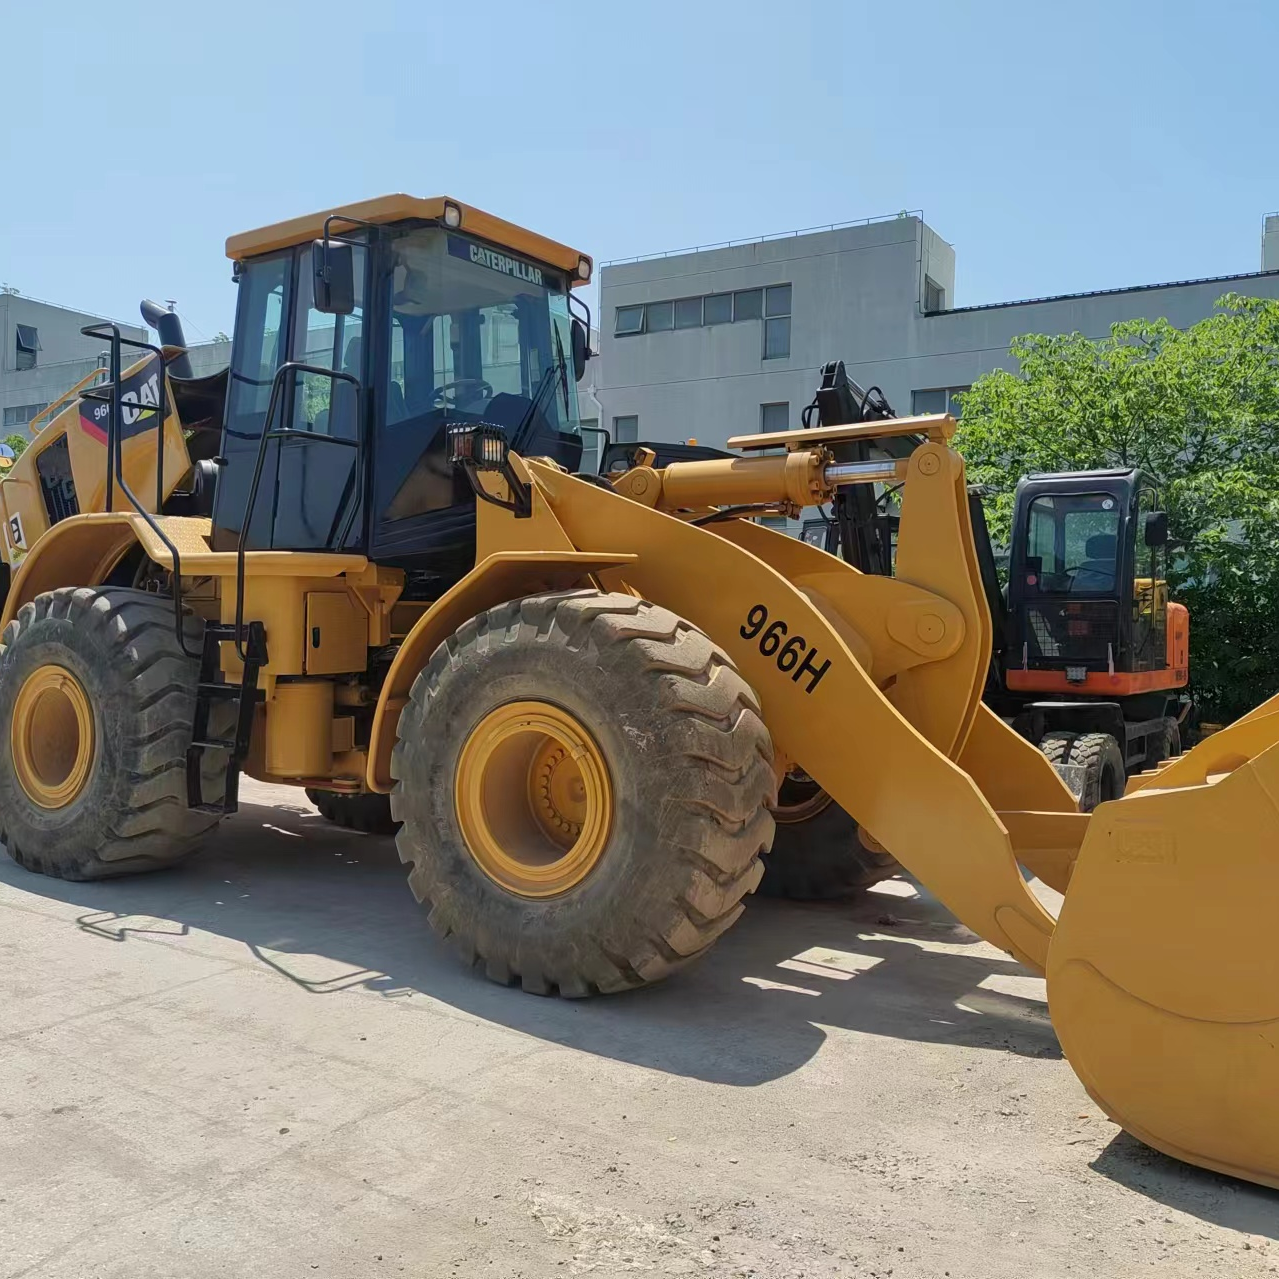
[0,290,229,440]
[595,213,1279,453]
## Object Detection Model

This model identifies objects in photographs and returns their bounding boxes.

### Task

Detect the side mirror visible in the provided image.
[570,318,590,383]
[312,239,355,315]
[1144,511,1169,548]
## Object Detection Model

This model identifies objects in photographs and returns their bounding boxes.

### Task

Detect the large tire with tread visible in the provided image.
[0,587,229,880]
[1039,730,1125,812]
[391,589,776,996]
[306,788,398,834]
[1142,716,1182,772]
[759,771,898,900]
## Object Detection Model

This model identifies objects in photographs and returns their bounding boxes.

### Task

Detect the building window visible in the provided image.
[761,285,792,360]
[613,414,639,443]
[3,402,46,429]
[579,417,599,473]
[911,386,969,417]
[14,324,39,371]
[703,293,732,325]
[923,276,946,313]
[615,306,644,336]
[645,301,674,332]
[760,402,789,434]
[763,317,790,360]
[760,515,790,531]
[674,297,702,329]
[765,285,791,317]
[612,283,792,347]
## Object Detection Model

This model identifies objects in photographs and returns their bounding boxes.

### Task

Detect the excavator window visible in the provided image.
[1026,493,1120,594]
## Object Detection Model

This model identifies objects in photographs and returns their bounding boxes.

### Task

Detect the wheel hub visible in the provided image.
[454,701,612,898]
[11,663,95,809]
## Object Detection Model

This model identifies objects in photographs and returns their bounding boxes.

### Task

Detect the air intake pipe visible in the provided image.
[140,299,194,379]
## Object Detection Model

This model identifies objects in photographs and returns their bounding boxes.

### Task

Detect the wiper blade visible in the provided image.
[512,350,567,451]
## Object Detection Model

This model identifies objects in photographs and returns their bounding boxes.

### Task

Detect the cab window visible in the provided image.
[1025,493,1120,593]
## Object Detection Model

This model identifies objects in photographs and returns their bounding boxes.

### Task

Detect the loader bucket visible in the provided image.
[1047,707,1279,1188]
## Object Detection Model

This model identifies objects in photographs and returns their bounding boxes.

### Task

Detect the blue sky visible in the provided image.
[2,0,1275,343]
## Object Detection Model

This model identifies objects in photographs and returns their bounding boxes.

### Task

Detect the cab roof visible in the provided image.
[224,195,591,283]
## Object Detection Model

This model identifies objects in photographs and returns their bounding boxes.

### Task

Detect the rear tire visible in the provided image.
[305,789,398,834]
[1142,716,1182,771]
[1040,731,1125,812]
[759,770,898,900]
[0,587,229,880]
[391,589,776,996]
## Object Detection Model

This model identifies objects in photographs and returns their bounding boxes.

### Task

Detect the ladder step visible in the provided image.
[192,737,236,751]
[191,801,231,815]
[198,681,245,699]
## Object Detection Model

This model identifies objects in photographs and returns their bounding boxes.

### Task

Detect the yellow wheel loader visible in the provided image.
[1,195,1276,1188]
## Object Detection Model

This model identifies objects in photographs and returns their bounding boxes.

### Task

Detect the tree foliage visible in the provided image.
[4,434,27,459]
[953,294,1279,722]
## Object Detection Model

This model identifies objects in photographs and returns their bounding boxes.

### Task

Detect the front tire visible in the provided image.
[0,587,228,880]
[391,590,776,996]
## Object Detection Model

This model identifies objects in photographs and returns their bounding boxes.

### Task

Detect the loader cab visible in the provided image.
[1005,467,1170,686]
[211,197,590,592]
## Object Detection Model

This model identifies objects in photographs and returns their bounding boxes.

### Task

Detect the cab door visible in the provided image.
[271,241,367,551]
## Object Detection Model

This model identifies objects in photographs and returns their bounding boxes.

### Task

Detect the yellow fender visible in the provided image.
[366,550,637,792]
[1,513,142,628]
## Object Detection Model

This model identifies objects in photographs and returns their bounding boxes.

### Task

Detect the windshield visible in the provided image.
[385,228,579,436]
[1026,492,1120,593]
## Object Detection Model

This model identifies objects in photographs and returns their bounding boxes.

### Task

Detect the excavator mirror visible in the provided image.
[312,239,355,315]
[1144,510,1168,547]
[570,318,590,383]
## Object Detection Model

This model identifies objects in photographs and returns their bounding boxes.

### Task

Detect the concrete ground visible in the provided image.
[0,780,1274,1279]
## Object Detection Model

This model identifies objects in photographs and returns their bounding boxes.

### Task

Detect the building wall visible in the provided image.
[0,293,148,432]
[595,217,1279,452]
[1264,214,1279,272]
[598,217,939,449]
[0,291,231,438]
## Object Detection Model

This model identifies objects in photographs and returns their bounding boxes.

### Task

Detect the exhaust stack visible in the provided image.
[140,299,194,379]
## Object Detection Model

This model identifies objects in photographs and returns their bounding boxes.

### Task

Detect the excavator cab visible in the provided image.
[1004,468,1182,695]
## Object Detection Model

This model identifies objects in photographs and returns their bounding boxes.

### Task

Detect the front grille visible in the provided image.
[1022,599,1118,666]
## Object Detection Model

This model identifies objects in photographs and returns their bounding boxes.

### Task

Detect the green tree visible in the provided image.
[953,293,1279,723]
[4,434,28,459]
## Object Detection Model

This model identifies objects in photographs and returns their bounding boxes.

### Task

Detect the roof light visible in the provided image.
[576,256,592,281]
[442,201,463,229]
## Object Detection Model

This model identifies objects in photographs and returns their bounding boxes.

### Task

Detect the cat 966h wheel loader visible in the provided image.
[1,195,1276,1189]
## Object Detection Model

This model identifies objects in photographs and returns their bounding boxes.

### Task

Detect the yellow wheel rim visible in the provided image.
[11,663,95,809]
[772,767,833,824]
[455,700,612,898]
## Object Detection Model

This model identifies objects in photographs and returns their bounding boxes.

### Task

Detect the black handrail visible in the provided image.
[79,323,198,658]
[233,360,363,663]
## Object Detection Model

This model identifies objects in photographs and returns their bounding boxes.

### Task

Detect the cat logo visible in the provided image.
[7,511,25,552]
[120,372,160,426]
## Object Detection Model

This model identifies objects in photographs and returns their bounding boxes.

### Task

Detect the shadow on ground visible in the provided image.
[7,790,1277,1229]
[0,794,1060,1090]
[1092,1134,1279,1241]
